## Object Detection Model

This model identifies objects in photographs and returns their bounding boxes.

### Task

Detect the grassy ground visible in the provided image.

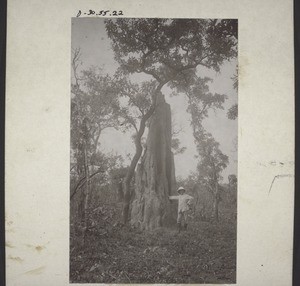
[70,206,236,284]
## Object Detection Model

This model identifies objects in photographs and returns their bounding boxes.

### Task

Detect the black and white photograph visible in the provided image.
[70,18,238,284]
[5,0,295,285]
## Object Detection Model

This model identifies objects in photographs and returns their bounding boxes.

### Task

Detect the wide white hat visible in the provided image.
[177,186,186,193]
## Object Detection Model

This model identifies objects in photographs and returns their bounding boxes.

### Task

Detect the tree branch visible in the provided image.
[70,168,106,200]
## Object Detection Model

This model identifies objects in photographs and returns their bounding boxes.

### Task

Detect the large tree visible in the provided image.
[105,18,237,228]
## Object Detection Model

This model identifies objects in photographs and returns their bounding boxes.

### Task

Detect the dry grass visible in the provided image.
[70,203,236,284]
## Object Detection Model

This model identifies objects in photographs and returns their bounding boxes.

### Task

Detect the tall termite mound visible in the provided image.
[131,93,177,230]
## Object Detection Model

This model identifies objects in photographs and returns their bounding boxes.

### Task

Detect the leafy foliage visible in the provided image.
[227,103,238,120]
[196,131,229,191]
[105,19,237,82]
[112,73,155,131]
[171,76,227,124]
[71,51,120,179]
[171,138,187,155]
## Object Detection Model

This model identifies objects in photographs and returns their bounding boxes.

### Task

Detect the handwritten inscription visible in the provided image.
[76,10,124,17]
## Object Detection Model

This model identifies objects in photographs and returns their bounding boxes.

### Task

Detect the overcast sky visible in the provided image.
[71,18,238,183]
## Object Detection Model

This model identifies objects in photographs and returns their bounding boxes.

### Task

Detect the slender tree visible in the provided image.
[112,75,157,224]
[196,130,229,221]
[173,76,230,221]
[71,49,120,239]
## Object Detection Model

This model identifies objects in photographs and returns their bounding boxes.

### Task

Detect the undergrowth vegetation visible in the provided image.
[70,197,236,284]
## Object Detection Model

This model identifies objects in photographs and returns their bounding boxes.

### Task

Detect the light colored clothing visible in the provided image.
[169,194,193,213]
[177,210,189,224]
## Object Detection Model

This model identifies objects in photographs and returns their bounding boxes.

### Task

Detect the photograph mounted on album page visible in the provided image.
[5,0,294,285]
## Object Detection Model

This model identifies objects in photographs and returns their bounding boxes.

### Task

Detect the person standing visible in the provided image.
[169,187,193,232]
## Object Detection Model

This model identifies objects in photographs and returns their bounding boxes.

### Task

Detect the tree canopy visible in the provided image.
[105,19,237,84]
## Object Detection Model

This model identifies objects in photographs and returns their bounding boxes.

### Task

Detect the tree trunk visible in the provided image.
[121,84,165,225]
[122,180,131,224]
[122,138,143,224]
[83,145,90,241]
[213,184,219,222]
[121,94,158,224]
[117,181,124,202]
[130,93,177,230]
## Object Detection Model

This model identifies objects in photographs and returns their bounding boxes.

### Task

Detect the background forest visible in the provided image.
[70,18,238,284]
